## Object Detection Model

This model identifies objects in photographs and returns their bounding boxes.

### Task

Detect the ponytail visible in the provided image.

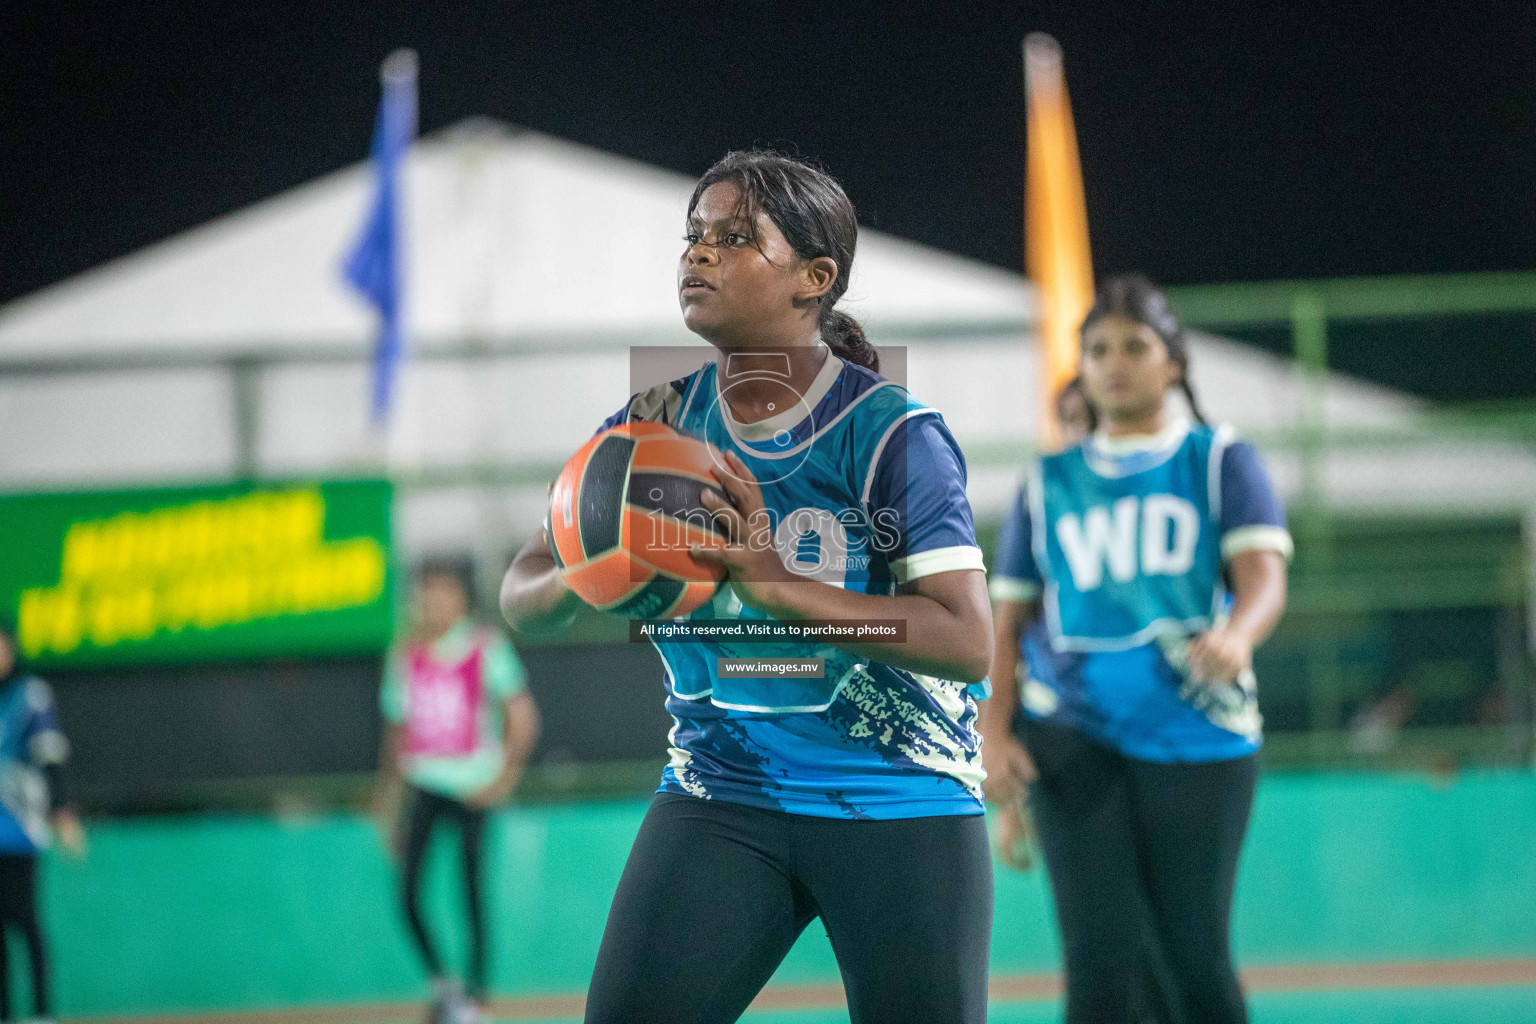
[821,308,878,371]
[1179,378,1209,426]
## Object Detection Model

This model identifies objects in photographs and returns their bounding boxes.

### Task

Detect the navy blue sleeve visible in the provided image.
[989,482,1042,602]
[595,400,631,435]
[595,377,692,435]
[864,414,985,583]
[22,679,69,766]
[1218,440,1293,560]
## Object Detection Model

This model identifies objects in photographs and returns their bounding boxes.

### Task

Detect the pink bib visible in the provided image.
[403,639,485,757]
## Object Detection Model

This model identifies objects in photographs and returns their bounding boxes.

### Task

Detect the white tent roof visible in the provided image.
[0,120,1033,361]
[1,119,1531,530]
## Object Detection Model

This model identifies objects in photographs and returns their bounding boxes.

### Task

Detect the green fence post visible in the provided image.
[1291,290,1344,743]
[1292,289,1328,509]
[231,357,261,482]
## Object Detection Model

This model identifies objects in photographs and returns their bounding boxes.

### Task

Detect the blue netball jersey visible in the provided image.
[990,419,1292,762]
[0,676,69,853]
[597,353,988,819]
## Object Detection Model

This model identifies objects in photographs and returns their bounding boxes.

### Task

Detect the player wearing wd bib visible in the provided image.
[503,152,995,1024]
[1003,418,1282,760]
[983,276,1290,1024]
[596,353,988,819]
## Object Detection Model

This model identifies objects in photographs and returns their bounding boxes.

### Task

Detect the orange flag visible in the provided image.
[1024,33,1094,448]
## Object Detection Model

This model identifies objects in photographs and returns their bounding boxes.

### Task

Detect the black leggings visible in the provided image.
[0,855,47,1021]
[1021,718,1257,1024]
[586,792,992,1024]
[398,786,488,1000]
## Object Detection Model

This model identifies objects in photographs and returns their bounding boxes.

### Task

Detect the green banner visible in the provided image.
[0,480,394,668]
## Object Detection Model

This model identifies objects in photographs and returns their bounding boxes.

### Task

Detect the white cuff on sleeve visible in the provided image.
[1221,525,1294,561]
[988,576,1042,602]
[890,545,986,583]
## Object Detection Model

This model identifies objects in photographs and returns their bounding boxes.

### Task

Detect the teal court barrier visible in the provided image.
[34,768,1536,1021]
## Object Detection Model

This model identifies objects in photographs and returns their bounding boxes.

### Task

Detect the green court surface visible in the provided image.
[730,986,1536,1023]
[38,768,1536,1021]
[728,987,1536,1024]
[485,986,1536,1024]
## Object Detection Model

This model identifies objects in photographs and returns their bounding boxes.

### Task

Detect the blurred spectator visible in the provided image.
[0,622,85,1024]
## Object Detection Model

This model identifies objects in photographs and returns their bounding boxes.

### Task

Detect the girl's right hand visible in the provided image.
[52,810,87,859]
[993,798,1037,872]
[501,522,581,634]
[371,777,403,857]
[980,731,1037,807]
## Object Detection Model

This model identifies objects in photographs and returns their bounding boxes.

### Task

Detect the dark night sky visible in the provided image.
[3,2,1533,398]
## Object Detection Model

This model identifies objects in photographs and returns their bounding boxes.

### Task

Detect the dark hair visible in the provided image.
[1080,273,1207,424]
[688,150,878,372]
[0,620,18,680]
[1056,375,1099,433]
[415,556,475,601]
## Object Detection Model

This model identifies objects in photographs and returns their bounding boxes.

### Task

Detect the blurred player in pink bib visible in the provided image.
[376,559,540,1024]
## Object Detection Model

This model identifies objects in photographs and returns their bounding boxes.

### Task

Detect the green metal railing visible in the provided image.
[1165,271,1536,770]
[411,270,1536,778]
[5,269,1535,799]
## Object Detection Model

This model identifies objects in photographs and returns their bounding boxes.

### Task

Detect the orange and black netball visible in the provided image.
[548,422,728,619]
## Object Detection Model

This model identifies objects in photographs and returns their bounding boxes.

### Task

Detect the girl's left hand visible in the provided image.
[464,770,518,810]
[1186,626,1254,683]
[51,809,87,859]
[691,451,798,615]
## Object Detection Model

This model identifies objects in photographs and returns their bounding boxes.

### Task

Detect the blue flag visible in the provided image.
[343,50,417,425]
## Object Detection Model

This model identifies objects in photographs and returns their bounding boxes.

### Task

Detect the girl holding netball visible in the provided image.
[502,151,994,1024]
[981,275,1290,1024]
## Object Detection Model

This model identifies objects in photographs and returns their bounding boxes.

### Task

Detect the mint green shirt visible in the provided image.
[381,619,527,798]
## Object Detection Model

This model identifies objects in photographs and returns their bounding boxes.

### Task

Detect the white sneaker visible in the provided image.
[425,978,463,1024]
[444,993,485,1024]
